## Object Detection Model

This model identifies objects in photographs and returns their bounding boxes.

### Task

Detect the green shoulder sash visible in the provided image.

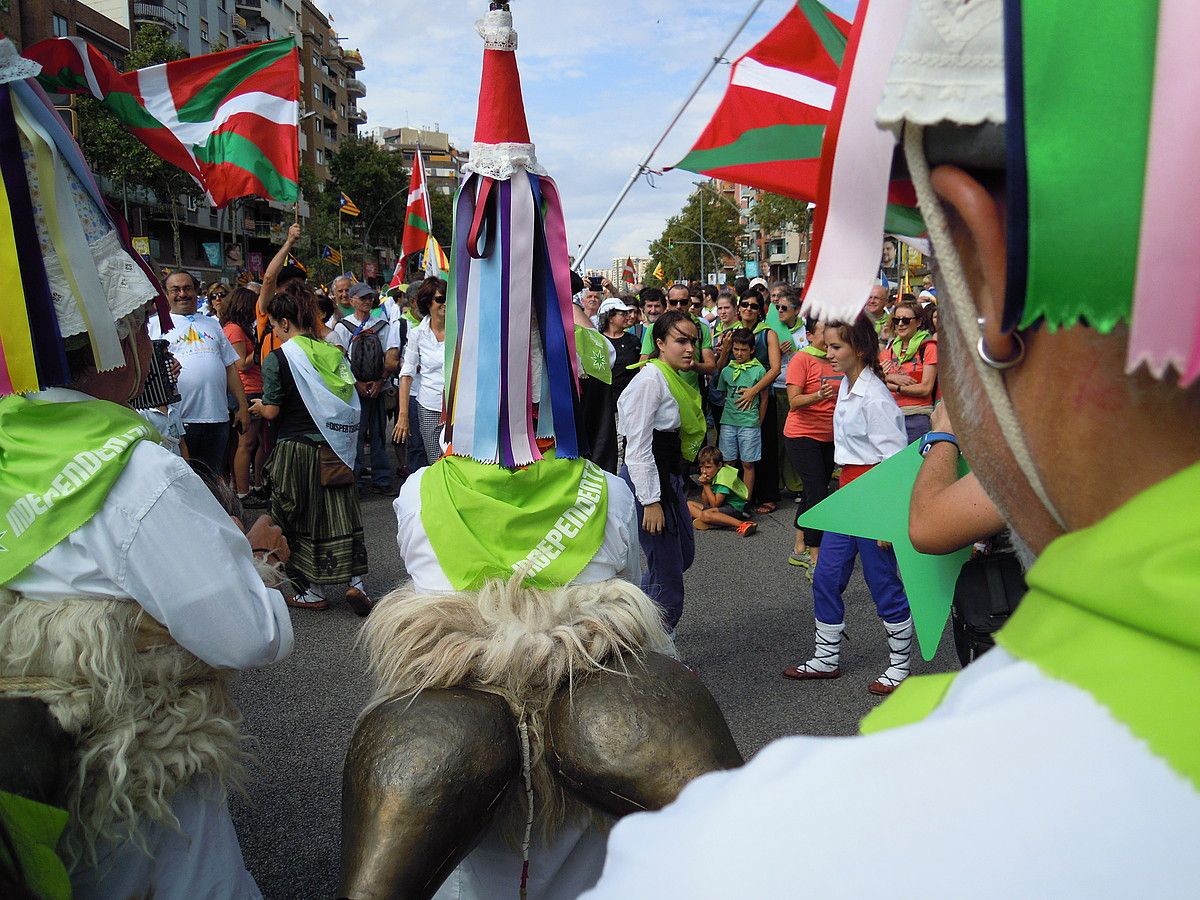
[648,358,705,461]
[0,395,158,584]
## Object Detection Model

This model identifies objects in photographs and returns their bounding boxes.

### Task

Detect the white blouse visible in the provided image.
[831,367,907,465]
[617,365,681,505]
[399,317,446,412]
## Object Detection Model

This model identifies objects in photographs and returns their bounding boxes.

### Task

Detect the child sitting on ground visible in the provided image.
[715,328,768,499]
[689,446,757,535]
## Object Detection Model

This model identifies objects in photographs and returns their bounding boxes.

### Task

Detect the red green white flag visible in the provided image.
[671,0,852,201]
[27,36,299,208]
[622,257,636,283]
[401,147,432,263]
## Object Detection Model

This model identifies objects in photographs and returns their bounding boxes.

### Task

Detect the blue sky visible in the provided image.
[322,0,856,270]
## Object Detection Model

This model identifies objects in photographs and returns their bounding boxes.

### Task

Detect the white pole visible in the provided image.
[575,0,766,268]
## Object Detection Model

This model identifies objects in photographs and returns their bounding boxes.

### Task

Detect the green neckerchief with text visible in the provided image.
[420,450,609,590]
[0,394,158,585]
[647,358,705,462]
[862,461,1200,792]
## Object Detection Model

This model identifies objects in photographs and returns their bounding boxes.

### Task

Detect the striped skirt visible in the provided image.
[416,403,444,465]
[266,439,368,586]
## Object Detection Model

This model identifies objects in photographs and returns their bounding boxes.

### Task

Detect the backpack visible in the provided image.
[339,316,388,382]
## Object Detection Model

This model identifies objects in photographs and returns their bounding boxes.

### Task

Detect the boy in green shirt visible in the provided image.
[715,329,767,500]
[688,446,757,535]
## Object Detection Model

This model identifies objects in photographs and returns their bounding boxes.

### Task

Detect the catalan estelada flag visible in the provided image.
[321,245,342,265]
[339,192,361,216]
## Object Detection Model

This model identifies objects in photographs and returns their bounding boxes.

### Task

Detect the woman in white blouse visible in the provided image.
[393,277,447,465]
[617,310,705,632]
[782,314,914,695]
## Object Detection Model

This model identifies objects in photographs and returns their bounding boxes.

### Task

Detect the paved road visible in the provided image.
[231,488,958,898]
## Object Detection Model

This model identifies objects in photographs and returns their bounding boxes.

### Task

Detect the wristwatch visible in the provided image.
[919,431,959,456]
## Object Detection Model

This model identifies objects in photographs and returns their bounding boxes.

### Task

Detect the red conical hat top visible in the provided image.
[467,3,545,178]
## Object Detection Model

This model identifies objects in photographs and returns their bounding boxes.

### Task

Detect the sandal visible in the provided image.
[287,590,329,611]
[754,503,777,514]
[735,521,757,536]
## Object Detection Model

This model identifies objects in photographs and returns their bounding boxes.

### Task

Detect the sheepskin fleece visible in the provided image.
[0,590,247,870]
[361,576,672,844]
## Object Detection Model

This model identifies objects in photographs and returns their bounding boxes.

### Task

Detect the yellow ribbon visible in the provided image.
[12,94,124,373]
[0,157,38,394]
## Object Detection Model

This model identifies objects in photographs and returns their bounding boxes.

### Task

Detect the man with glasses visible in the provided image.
[150,271,250,477]
[639,283,716,389]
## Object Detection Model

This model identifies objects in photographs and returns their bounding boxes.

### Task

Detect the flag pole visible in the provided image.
[574,0,766,268]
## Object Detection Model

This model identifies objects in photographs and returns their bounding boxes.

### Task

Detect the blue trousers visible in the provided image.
[621,468,694,630]
[811,531,911,625]
[356,394,392,488]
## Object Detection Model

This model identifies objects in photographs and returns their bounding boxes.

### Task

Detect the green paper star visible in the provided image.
[797,443,972,660]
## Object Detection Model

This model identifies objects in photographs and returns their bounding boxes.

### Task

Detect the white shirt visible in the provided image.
[399,317,445,412]
[147,312,239,424]
[832,366,906,466]
[394,467,641,593]
[773,323,809,390]
[7,391,293,669]
[5,388,292,899]
[325,311,400,355]
[585,646,1200,898]
[395,462,642,899]
[617,365,681,505]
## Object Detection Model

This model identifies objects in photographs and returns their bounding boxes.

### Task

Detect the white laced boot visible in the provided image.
[783,620,844,680]
[870,617,914,695]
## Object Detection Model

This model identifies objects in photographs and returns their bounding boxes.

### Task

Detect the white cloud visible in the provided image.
[322,0,799,268]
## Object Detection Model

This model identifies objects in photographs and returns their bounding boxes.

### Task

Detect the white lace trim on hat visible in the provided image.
[476,8,518,52]
[464,142,548,179]
[876,0,1005,132]
[0,38,42,85]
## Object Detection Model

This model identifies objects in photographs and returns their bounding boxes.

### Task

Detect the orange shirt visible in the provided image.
[784,350,837,441]
[223,322,263,394]
[881,337,938,410]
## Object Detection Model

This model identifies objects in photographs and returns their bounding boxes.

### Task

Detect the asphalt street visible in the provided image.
[230,486,959,898]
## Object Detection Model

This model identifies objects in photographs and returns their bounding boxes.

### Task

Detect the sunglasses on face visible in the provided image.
[667,299,688,306]
[893,316,916,324]
[740,302,760,310]
[210,292,227,299]
[432,295,446,304]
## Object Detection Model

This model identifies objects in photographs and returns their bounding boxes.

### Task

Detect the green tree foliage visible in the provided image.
[429,188,454,251]
[750,192,811,237]
[327,136,409,253]
[646,187,742,283]
[74,25,201,265]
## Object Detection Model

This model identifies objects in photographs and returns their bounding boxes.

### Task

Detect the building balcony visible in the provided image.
[347,105,367,125]
[345,77,366,98]
[132,1,173,29]
[231,14,247,36]
[343,48,364,70]
[235,0,262,10]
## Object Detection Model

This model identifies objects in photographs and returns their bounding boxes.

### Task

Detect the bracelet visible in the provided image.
[919,431,959,457]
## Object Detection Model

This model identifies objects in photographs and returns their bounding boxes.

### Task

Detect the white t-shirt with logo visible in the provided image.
[148,313,239,424]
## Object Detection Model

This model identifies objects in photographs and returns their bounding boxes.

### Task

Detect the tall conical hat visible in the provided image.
[444,2,583,466]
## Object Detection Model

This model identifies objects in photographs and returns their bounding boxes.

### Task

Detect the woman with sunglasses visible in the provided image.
[393,277,447,466]
[718,292,782,513]
[880,299,938,443]
[618,311,705,633]
[205,282,231,318]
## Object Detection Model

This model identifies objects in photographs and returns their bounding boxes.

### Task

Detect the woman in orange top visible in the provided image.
[880,299,938,443]
[784,319,838,572]
[221,287,266,504]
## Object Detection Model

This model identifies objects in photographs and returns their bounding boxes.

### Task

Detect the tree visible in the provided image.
[645,187,742,283]
[750,192,811,237]
[327,136,409,273]
[429,188,454,251]
[75,25,202,266]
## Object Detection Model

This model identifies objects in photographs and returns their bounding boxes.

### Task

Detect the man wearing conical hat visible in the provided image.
[585,0,1200,894]
[0,39,293,898]
[338,4,742,898]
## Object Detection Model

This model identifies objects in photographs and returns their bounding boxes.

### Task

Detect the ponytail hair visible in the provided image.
[825,313,883,378]
[649,310,696,358]
[265,280,321,334]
